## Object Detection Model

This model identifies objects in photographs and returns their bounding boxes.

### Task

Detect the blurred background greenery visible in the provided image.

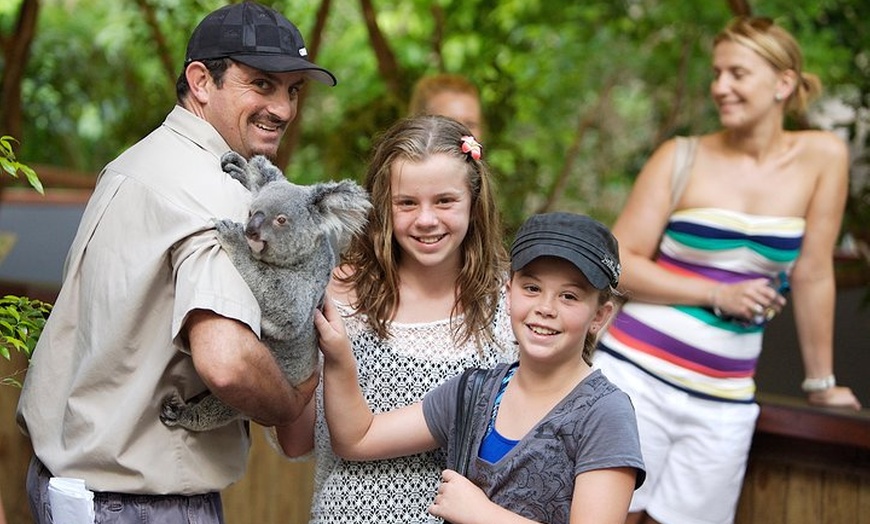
[1,4,869,522]
[1,0,868,235]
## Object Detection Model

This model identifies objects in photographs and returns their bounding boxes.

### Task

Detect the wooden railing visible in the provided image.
[736,393,870,524]
[3,369,869,523]
[223,428,315,523]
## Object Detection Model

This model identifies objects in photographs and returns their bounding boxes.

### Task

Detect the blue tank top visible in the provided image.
[479,363,519,462]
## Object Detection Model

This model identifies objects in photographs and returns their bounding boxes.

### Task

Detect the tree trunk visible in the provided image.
[133,0,177,87]
[359,0,403,100]
[654,37,693,146]
[0,0,40,207]
[429,4,446,72]
[727,0,752,16]
[276,0,332,171]
[539,78,616,213]
[0,0,40,141]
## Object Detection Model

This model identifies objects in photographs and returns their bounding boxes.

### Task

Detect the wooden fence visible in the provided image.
[222,429,315,523]
[4,369,870,523]
[0,353,318,524]
[735,394,870,524]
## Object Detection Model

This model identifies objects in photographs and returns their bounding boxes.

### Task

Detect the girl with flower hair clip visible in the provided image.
[460,135,482,160]
[276,115,517,523]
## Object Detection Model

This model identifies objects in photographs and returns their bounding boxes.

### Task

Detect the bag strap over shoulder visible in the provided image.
[670,135,699,211]
[452,367,486,477]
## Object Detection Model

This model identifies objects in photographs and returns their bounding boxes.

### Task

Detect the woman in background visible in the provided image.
[409,73,485,139]
[595,16,861,524]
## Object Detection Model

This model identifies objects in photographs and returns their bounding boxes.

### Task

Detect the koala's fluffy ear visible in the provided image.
[309,181,372,250]
[220,152,285,191]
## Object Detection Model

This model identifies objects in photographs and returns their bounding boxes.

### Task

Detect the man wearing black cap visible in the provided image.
[17,3,334,522]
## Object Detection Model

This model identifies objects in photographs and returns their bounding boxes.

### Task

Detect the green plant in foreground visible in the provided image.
[0,136,50,386]
[0,295,52,387]
[0,135,44,194]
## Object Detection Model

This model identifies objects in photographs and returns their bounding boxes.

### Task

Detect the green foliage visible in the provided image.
[0,0,865,380]
[0,295,51,387]
[20,0,179,170]
[4,0,869,235]
[0,136,51,385]
[0,135,43,194]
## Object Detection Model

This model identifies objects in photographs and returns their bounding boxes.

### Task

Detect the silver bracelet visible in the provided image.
[801,374,835,393]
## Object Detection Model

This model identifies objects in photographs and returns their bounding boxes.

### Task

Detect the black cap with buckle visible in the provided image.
[185,1,337,86]
[510,212,621,290]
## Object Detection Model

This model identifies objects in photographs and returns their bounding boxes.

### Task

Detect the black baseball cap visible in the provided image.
[510,212,621,289]
[185,2,337,86]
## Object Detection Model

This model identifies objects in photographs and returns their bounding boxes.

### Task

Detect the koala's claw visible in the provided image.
[159,395,184,427]
[221,152,248,185]
[214,218,240,234]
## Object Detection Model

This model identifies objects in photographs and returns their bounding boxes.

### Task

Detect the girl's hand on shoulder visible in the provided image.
[429,469,496,524]
[808,386,862,410]
[314,293,352,365]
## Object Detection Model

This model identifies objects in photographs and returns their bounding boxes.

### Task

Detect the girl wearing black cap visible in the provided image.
[314,212,645,523]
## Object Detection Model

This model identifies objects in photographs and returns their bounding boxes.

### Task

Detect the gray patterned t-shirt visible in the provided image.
[423,364,646,523]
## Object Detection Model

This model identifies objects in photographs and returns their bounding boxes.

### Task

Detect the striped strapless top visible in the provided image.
[598,208,805,402]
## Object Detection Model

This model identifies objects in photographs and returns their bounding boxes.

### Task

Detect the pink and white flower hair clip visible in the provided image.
[460,135,482,161]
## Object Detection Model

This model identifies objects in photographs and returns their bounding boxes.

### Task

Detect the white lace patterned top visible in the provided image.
[310,291,516,524]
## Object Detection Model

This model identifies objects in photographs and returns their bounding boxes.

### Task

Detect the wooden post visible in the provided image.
[0,353,34,524]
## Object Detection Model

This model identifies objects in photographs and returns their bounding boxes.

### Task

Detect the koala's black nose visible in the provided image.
[246,211,266,240]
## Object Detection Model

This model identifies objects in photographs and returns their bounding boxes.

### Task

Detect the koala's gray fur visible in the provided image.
[160,152,371,431]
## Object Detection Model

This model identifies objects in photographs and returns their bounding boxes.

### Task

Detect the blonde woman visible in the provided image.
[595,16,861,524]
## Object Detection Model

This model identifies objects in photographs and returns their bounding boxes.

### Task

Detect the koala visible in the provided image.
[160,152,371,431]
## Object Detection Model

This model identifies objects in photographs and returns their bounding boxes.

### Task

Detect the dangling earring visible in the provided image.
[774,93,783,102]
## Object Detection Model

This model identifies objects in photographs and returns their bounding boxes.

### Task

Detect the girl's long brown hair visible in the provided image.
[339,115,508,346]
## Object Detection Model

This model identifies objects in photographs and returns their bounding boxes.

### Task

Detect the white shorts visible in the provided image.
[594,351,760,524]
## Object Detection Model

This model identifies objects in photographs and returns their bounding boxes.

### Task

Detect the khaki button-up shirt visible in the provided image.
[17,106,261,494]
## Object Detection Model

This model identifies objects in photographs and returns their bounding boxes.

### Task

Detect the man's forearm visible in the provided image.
[188,310,315,425]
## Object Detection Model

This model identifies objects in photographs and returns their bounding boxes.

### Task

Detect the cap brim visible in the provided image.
[231,54,337,86]
[511,245,611,290]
